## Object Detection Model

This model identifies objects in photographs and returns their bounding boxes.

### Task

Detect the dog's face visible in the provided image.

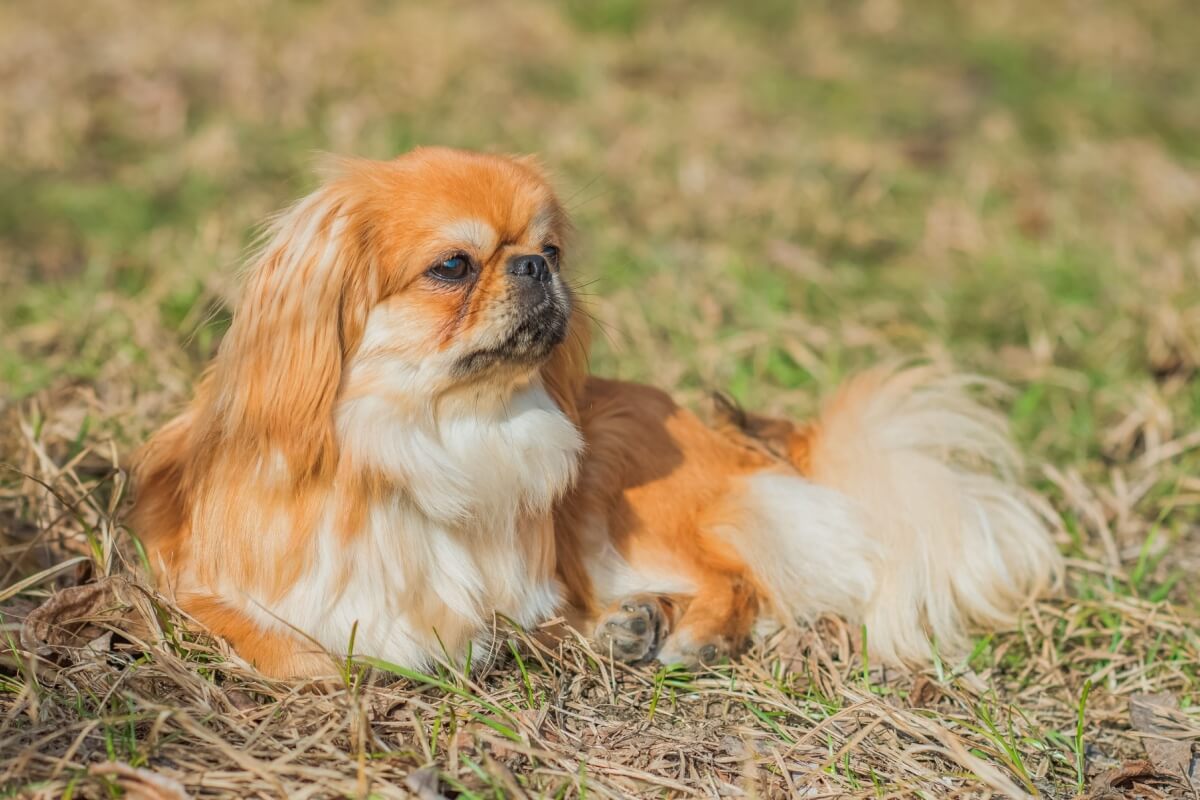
[351,148,573,392]
[208,147,586,465]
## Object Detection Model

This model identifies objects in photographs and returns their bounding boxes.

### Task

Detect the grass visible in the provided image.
[2,0,1200,796]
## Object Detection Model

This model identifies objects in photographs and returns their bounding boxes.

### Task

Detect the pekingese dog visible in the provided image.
[132,147,1061,677]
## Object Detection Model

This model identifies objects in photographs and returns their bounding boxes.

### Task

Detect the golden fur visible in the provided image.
[132,147,1061,676]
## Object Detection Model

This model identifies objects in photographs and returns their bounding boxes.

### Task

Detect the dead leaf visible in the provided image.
[1079,758,1192,800]
[224,688,260,712]
[89,762,189,800]
[909,675,941,708]
[1129,692,1198,788]
[1079,760,1163,800]
[19,577,155,658]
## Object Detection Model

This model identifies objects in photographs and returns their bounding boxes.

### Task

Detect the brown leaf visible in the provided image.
[1079,758,1193,800]
[909,675,941,709]
[89,762,189,800]
[224,688,260,712]
[20,577,155,657]
[1129,692,1198,787]
[1079,760,1162,800]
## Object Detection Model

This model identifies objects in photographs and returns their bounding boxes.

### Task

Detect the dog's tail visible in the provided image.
[718,365,1062,664]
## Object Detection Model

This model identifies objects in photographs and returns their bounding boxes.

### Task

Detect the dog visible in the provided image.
[131,147,1061,677]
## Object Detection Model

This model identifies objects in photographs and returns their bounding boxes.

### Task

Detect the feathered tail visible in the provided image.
[719,365,1063,664]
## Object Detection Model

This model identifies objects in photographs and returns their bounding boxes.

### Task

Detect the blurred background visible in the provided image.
[3,4,1200,794]
[1,0,1198,527]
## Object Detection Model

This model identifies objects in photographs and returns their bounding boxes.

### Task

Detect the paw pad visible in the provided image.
[594,596,664,663]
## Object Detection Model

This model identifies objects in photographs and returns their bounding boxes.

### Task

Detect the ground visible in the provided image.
[2,1,1200,797]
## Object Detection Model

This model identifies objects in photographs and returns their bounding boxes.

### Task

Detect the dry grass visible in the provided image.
[3,0,1200,797]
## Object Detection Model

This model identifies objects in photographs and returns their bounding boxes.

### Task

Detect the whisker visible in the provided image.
[562,174,605,210]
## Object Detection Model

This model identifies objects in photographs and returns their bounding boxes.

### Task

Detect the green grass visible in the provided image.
[2,0,1200,796]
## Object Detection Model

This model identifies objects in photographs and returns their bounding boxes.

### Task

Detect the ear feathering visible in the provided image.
[132,175,381,602]
[209,181,376,470]
[133,171,378,548]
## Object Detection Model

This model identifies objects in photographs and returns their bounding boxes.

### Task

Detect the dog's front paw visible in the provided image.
[594,595,667,663]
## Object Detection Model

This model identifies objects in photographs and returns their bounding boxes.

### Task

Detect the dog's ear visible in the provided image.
[207,185,375,473]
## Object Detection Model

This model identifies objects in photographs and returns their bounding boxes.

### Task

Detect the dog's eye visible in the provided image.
[430,254,471,281]
[541,244,560,269]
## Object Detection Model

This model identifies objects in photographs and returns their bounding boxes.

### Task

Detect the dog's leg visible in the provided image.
[185,595,337,678]
[594,569,761,668]
[593,577,760,668]
[655,573,760,668]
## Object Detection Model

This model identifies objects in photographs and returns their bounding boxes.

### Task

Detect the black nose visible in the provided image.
[507,254,551,283]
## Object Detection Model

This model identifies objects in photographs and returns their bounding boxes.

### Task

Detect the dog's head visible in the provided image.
[339,148,575,386]
[207,147,588,466]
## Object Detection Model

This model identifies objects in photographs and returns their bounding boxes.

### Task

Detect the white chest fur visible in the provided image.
[236,382,582,669]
